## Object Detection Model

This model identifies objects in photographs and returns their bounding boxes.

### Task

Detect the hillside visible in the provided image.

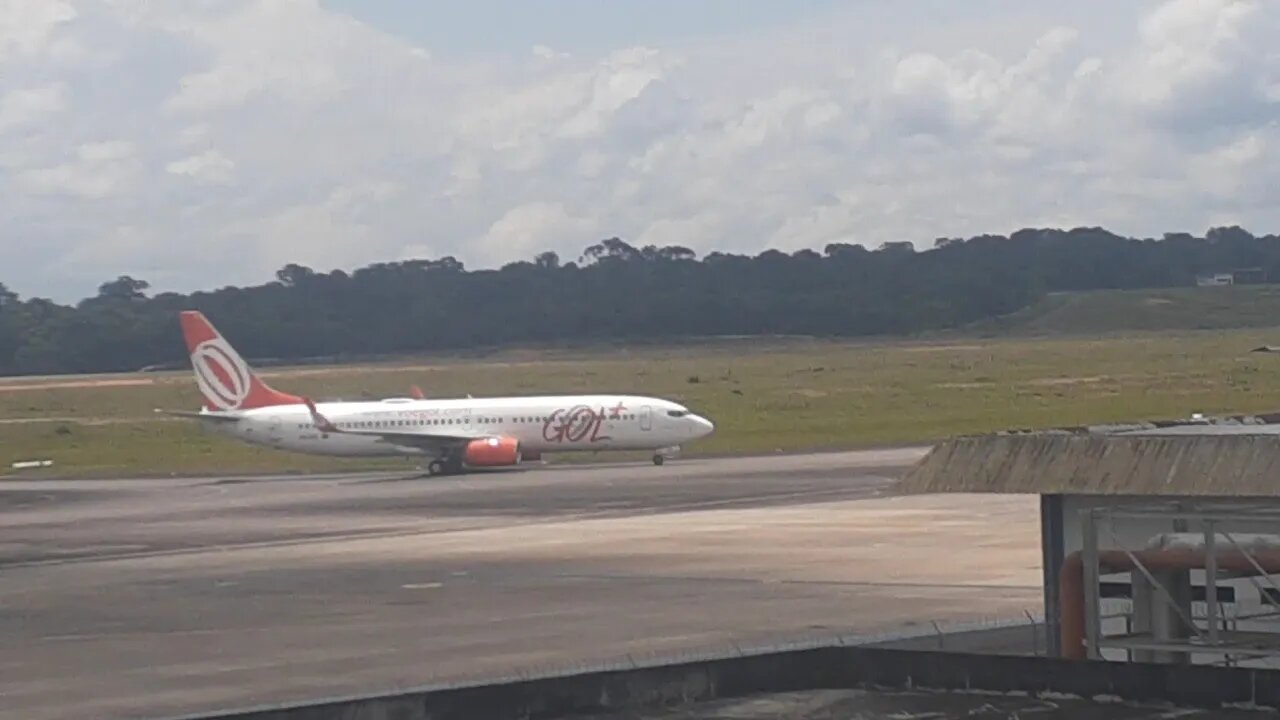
[968,285,1280,336]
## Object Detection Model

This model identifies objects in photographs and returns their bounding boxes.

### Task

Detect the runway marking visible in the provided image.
[402,582,444,590]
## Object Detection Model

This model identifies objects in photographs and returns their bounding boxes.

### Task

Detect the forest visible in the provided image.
[2,225,1278,376]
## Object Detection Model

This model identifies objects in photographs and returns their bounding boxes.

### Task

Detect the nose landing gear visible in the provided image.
[652,445,681,466]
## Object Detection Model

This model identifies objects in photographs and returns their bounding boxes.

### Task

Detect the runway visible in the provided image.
[0,448,1045,720]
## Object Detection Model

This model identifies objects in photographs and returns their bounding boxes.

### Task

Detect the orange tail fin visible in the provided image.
[180,311,304,411]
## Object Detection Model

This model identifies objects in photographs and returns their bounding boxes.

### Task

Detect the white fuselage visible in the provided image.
[204,394,714,458]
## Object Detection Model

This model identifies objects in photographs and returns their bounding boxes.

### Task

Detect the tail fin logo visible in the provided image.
[180,310,303,411]
[191,336,253,411]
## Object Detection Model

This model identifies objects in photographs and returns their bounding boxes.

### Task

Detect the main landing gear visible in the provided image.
[424,453,465,477]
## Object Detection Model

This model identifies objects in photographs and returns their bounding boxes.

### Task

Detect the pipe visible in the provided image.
[1059,548,1280,660]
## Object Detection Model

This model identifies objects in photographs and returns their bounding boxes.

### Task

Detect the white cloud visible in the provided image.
[1111,0,1278,128]
[19,140,139,199]
[2,0,1280,302]
[166,149,235,184]
[0,83,66,132]
[0,0,77,62]
[221,180,406,282]
[471,202,598,266]
[1190,128,1278,204]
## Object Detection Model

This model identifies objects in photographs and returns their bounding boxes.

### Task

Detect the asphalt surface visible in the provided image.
[0,448,1049,720]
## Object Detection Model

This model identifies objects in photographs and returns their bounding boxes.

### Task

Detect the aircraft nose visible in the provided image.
[690,414,715,437]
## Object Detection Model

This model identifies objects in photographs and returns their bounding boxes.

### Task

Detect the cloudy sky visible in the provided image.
[2,0,1278,302]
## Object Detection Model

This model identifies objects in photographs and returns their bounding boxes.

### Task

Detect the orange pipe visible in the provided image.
[1059,547,1280,660]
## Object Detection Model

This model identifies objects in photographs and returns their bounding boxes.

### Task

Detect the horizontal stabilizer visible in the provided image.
[155,408,243,422]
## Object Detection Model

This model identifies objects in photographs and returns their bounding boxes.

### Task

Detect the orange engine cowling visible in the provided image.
[463,436,522,467]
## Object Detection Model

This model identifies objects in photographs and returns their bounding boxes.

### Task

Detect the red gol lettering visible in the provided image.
[542,405,611,443]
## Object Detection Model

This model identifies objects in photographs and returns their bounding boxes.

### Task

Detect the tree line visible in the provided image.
[1,225,1277,376]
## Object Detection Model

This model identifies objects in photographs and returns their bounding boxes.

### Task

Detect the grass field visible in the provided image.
[969,285,1280,336]
[6,326,1280,478]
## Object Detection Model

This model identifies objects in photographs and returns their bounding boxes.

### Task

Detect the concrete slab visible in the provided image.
[0,449,1045,720]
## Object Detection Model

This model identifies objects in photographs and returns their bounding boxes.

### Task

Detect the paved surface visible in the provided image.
[0,448,1049,720]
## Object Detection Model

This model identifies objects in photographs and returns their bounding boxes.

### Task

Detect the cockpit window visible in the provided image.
[667,410,688,418]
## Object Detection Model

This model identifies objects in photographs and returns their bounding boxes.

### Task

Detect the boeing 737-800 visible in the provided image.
[160,311,715,475]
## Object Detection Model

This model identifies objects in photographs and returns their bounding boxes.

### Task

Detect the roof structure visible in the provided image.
[897,421,1280,497]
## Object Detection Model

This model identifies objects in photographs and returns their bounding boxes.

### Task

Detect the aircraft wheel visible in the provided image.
[652,454,665,466]
[427,460,445,476]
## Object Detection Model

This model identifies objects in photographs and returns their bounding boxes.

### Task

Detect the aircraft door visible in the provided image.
[640,406,652,431]
[266,417,284,446]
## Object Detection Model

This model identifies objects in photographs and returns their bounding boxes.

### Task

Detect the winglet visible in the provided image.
[410,384,425,399]
[304,398,339,434]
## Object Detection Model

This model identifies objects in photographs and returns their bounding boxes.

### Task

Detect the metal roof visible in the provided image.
[897,429,1280,497]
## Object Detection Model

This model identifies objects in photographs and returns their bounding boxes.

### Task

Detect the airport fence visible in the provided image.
[165,612,1050,719]
[354,612,1043,695]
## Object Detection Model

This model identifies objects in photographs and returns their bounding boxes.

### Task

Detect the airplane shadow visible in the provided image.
[339,466,536,485]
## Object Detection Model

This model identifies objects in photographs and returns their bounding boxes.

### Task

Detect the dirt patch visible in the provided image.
[0,378,155,393]
[938,375,1120,390]
[901,344,984,353]
[0,416,177,425]
[1024,376,1110,387]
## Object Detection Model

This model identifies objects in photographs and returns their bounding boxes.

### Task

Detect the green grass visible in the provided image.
[6,328,1280,477]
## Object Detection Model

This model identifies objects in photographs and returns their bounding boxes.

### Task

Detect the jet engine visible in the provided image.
[463,436,522,466]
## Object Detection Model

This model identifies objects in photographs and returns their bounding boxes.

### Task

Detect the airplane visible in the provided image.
[159,311,716,476]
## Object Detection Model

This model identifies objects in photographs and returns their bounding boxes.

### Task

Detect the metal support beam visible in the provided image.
[1083,503,1280,666]
[1040,494,1065,657]
[1149,569,1193,665]
[1131,571,1154,663]
[1205,520,1220,647]
[1082,507,1101,660]
[1102,525,1208,650]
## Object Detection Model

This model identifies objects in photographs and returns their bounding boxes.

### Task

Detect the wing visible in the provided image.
[155,408,243,423]
[303,399,484,453]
